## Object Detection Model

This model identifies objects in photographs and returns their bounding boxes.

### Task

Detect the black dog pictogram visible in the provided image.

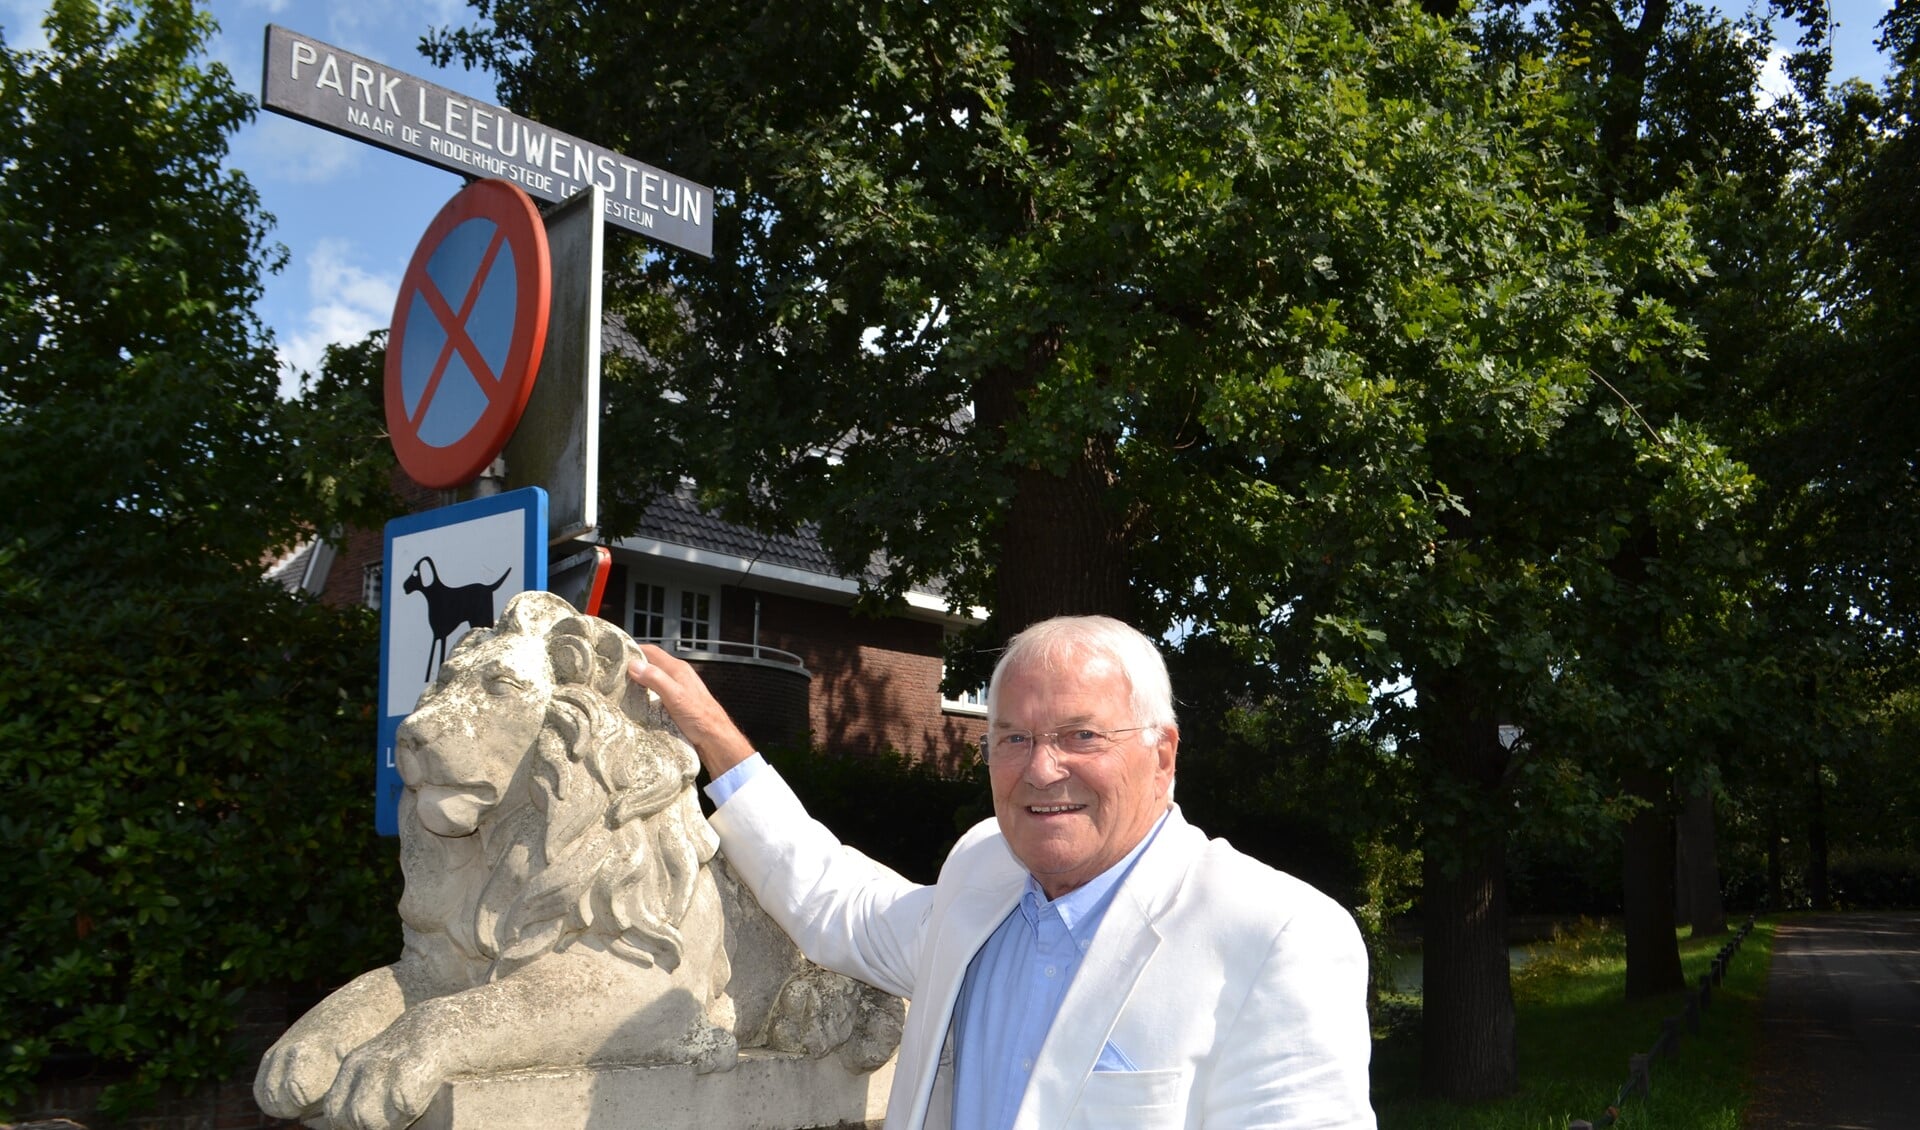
[402,556,513,682]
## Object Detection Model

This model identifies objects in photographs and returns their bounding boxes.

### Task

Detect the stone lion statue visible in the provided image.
[255,590,902,1130]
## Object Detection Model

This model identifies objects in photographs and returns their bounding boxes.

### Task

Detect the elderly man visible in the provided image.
[629,614,1375,1129]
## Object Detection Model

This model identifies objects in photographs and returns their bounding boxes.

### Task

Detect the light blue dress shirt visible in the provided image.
[947,815,1164,1130]
[705,754,1168,1130]
[703,751,766,808]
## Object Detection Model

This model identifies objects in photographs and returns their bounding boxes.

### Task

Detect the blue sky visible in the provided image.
[0,0,1902,392]
[5,0,501,389]
[207,0,498,391]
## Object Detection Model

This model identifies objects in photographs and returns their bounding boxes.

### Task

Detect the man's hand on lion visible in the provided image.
[628,644,756,780]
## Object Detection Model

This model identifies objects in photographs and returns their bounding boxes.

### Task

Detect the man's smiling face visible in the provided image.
[989,653,1178,900]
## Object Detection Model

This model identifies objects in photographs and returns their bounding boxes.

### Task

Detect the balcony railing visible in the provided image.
[637,637,810,677]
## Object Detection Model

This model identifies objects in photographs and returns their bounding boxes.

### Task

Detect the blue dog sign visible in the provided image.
[376,488,547,835]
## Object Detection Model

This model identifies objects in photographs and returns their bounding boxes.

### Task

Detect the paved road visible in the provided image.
[1748,912,1920,1130]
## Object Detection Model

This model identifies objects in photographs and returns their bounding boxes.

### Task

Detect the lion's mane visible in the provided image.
[401,595,722,984]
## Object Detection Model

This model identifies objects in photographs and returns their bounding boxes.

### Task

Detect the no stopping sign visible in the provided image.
[384,178,552,489]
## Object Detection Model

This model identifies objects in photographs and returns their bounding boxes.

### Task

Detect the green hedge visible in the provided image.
[0,581,401,1118]
[761,744,991,885]
[1829,848,1920,909]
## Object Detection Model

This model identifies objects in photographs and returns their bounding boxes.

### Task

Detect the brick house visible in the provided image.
[273,478,988,773]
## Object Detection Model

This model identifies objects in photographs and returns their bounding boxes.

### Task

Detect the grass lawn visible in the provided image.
[1371,918,1775,1130]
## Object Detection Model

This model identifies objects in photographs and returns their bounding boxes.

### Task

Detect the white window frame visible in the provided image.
[625,576,720,653]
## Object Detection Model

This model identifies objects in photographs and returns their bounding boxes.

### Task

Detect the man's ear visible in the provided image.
[1155,724,1179,793]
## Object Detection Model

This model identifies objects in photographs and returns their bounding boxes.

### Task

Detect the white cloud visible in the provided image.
[276,237,397,396]
[285,0,476,71]
[1758,44,1792,108]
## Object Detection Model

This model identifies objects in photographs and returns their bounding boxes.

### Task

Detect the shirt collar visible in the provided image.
[1018,807,1173,937]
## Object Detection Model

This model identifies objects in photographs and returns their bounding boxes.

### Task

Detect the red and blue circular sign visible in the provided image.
[384,179,551,489]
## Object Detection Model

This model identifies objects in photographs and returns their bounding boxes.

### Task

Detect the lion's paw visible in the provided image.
[323,1034,447,1130]
[840,985,906,1073]
[764,966,858,1058]
[253,1038,344,1122]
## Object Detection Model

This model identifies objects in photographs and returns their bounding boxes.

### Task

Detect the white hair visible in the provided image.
[986,615,1178,735]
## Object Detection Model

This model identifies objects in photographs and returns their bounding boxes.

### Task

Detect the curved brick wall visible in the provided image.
[684,654,812,752]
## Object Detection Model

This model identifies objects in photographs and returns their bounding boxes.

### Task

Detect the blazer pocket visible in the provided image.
[1073,1067,1186,1120]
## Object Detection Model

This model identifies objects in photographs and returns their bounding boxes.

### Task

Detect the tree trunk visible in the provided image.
[1621,761,1685,998]
[1579,0,1670,224]
[1808,758,1830,910]
[991,438,1134,635]
[971,315,1134,638]
[1766,816,1784,911]
[966,26,1137,642]
[1414,667,1517,1099]
[1673,781,1727,936]
[1420,839,1517,1099]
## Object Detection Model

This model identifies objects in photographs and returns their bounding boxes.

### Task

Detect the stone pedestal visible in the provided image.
[416,1051,893,1130]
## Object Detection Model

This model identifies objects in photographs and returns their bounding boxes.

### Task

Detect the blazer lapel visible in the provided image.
[1011,807,1206,1129]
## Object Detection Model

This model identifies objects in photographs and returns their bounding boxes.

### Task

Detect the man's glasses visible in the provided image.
[979,726,1149,764]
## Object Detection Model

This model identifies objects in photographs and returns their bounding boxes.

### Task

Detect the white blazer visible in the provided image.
[710,769,1376,1130]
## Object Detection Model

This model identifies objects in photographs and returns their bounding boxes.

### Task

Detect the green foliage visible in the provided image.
[1826,849,1920,909]
[278,331,408,542]
[1165,630,1402,905]
[427,0,1700,638]
[0,0,299,586]
[0,1,403,1114]
[1353,838,1423,998]
[1506,825,1624,918]
[1508,918,1627,1000]
[0,576,400,1117]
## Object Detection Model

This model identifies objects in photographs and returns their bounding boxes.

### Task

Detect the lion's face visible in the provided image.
[394,615,555,839]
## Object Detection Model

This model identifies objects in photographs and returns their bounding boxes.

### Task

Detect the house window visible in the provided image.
[633,582,668,640]
[679,589,714,649]
[941,631,988,715]
[626,579,718,653]
[942,679,987,714]
[363,563,383,611]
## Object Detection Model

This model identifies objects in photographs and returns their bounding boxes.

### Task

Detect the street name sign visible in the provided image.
[261,24,713,256]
